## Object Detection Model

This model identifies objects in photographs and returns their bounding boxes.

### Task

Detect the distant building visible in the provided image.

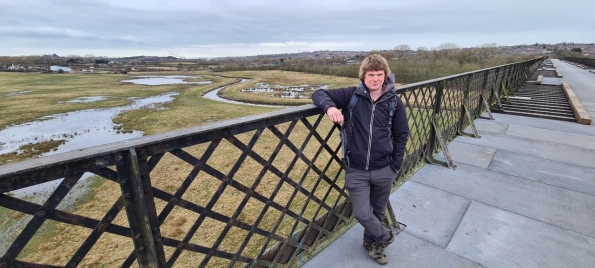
[50,65,72,72]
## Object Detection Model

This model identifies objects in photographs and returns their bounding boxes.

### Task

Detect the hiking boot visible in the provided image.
[385,231,395,245]
[363,240,373,251]
[367,232,395,265]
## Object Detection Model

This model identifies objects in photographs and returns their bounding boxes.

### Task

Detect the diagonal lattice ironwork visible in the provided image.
[0,57,544,267]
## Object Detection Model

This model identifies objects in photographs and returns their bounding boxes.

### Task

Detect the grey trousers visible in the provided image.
[345,165,396,243]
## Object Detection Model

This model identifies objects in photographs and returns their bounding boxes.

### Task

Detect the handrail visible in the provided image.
[564,56,595,68]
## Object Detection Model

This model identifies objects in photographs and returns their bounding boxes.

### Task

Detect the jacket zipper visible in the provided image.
[365,94,395,170]
[365,103,375,170]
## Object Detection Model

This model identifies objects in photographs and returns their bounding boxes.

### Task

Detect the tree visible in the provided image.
[435,42,459,58]
[436,42,458,51]
[571,48,582,53]
[476,43,499,62]
[394,44,411,59]
[84,54,96,64]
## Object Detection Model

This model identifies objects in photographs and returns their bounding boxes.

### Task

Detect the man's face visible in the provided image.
[364,70,385,92]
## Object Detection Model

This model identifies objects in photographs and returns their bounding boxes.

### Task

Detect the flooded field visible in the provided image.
[0,92,178,157]
[122,75,213,86]
[63,96,110,103]
[203,79,281,107]
[240,82,330,99]
[0,70,358,264]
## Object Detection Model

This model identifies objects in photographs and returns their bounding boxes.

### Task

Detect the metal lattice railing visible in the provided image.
[564,56,595,68]
[0,57,543,267]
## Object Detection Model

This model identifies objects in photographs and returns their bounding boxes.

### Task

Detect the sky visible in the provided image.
[1,0,593,59]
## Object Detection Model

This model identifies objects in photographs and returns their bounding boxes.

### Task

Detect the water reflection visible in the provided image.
[0,92,178,156]
[4,90,35,97]
[64,96,109,103]
[122,75,213,86]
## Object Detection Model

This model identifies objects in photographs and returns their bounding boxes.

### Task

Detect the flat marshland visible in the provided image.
[0,70,358,266]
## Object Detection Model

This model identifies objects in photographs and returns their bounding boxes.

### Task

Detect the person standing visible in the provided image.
[311,54,409,264]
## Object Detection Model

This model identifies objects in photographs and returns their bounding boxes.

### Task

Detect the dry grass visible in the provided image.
[217,70,360,106]
[0,140,65,165]
[1,71,351,266]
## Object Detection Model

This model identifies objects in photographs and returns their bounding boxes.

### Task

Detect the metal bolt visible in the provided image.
[0,261,8,268]
[135,234,142,239]
[124,193,132,199]
[37,210,47,217]
[120,179,128,184]
[137,247,144,253]
[115,154,124,161]
[144,188,151,194]
[152,228,159,233]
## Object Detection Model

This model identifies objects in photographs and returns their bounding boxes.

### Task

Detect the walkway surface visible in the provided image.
[304,59,595,268]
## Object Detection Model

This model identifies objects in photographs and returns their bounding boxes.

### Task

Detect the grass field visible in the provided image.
[0,70,351,266]
[215,70,360,106]
[0,71,288,164]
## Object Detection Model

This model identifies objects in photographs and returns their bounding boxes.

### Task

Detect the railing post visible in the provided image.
[425,81,456,169]
[478,70,494,120]
[115,148,159,268]
[488,67,504,109]
[458,74,480,138]
[136,148,167,267]
[499,66,511,104]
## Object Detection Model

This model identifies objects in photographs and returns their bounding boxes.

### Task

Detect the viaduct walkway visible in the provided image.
[304,59,595,267]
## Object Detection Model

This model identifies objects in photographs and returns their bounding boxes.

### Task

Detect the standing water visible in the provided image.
[0,92,178,156]
[122,75,212,86]
[202,79,282,107]
[0,76,207,254]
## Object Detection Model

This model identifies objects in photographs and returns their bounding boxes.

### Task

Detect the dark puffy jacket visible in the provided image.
[311,74,409,172]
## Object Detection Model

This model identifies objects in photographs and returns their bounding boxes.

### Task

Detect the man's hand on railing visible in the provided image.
[326,107,344,124]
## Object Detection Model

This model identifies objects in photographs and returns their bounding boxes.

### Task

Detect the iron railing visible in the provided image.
[564,56,595,68]
[0,57,543,267]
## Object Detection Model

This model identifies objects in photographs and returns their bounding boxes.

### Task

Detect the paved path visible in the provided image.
[555,59,595,122]
[304,61,595,268]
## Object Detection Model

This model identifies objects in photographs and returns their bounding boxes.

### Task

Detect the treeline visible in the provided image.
[556,49,594,59]
[213,46,533,84]
[0,54,65,66]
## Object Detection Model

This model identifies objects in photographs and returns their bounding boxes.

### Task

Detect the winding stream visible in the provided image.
[202,79,282,107]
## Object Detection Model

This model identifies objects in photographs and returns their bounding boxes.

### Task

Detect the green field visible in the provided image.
[1,71,358,164]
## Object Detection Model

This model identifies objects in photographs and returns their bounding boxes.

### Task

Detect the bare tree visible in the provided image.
[394,44,411,59]
[434,42,459,57]
[84,54,96,64]
[475,43,499,62]
[394,44,411,51]
[436,42,458,51]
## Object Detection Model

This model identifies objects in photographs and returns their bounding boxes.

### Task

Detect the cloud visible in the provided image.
[0,0,594,58]
[0,27,140,43]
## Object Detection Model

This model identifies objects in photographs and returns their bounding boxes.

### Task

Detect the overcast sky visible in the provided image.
[1,0,593,58]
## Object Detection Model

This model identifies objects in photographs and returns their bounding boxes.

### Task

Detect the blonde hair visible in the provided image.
[358,54,391,80]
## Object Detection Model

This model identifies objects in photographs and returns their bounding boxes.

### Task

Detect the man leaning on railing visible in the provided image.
[311,54,410,265]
